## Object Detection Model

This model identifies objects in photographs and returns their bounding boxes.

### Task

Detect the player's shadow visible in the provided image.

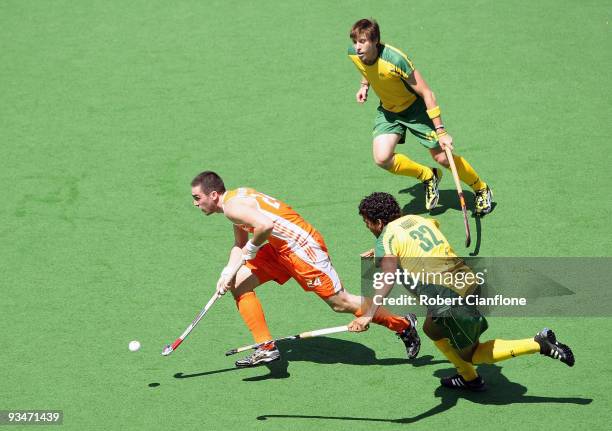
[398,184,491,256]
[469,216,482,256]
[256,364,592,423]
[399,183,476,216]
[399,183,497,218]
[173,337,446,382]
[405,365,593,422]
[244,337,447,381]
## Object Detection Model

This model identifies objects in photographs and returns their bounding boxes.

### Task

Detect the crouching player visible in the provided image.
[190,171,420,367]
[349,192,574,391]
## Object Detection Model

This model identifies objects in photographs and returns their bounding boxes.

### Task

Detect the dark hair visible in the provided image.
[350,18,380,43]
[191,171,226,194]
[358,192,401,225]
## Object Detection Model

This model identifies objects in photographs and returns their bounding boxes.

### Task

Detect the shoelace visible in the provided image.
[476,189,488,206]
[425,178,437,195]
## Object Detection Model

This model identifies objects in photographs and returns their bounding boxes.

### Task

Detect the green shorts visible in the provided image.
[431,305,489,350]
[373,98,440,149]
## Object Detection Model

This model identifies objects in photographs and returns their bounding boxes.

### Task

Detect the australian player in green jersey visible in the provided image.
[348,18,493,216]
[349,192,574,391]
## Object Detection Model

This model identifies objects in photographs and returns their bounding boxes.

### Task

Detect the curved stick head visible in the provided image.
[161,344,173,356]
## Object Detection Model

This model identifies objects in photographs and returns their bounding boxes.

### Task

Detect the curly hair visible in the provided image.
[358,192,401,225]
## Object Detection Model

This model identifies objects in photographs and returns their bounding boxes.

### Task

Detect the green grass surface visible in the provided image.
[1,0,611,429]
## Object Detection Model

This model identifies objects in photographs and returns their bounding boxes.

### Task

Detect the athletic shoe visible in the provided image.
[534,328,575,367]
[440,374,487,392]
[474,185,493,216]
[235,344,281,368]
[397,313,421,359]
[423,168,442,210]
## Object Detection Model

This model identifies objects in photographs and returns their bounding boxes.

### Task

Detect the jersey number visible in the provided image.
[249,192,281,209]
[307,277,322,288]
[409,225,443,252]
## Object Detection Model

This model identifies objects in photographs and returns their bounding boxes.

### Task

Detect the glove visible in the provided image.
[216,266,234,295]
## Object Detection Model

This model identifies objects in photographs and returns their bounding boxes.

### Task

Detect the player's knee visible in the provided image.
[330,300,351,313]
[325,295,352,313]
[232,286,252,300]
[373,154,393,169]
[331,303,346,313]
[432,151,449,167]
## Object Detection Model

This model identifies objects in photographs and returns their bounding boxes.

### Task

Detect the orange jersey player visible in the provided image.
[190,170,421,367]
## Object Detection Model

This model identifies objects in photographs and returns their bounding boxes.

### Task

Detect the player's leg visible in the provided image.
[429,146,493,216]
[322,290,408,331]
[392,104,446,210]
[373,133,433,179]
[471,328,575,367]
[430,146,486,191]
[313,264,420,359]
[289,250,410,333]
[402,99,491,213]
[231,245,292,367]
[231,266,280,367]
[231,266,271,344]
[373,133,439,210]
[286,248,420,358]
[322,290,421,359]
[423,314,482,387]
[372,106,434,182]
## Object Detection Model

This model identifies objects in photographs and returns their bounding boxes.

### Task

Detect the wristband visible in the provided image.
[243,240,262,260]
[436,130,448,137]
[426,106,441,119]
[435,124,445,131]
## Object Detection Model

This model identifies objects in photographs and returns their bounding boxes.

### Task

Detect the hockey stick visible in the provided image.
[161,260,244,356]
[225,325,349,356]
[444,146,471,247]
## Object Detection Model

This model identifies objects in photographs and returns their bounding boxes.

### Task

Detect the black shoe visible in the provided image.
[397,313,421,359]
[235,345,281,368]
[474,185,493,216]
[440,374,487,392]
[534,328,575,367]
[423,168,442,210]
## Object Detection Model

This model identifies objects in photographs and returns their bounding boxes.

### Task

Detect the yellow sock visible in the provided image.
[472,339,540,364]
[388,153,432,181]
[451,154,486,191]
[433,339,479,381]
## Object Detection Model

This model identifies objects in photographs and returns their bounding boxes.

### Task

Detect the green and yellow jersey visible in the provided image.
[375,215,475,296]
[375,215,454,260]
[348,44,418,113]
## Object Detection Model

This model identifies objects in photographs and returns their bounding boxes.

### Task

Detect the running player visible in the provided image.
[349,192,574,391]
[348,18,493,216]
[190,171,420,367]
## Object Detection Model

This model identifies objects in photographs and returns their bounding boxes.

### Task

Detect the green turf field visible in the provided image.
[2,0,611,429]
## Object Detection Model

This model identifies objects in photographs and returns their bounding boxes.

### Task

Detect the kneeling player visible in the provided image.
[349,192,574,391]
[190,171,420,367]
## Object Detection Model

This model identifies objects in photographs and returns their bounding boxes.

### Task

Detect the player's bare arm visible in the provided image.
[356,78,369,103]
[214,199,274,295]
[223,198,274,248]
[348,254,399,332]
[215,225,249,295]
[405,70,453,150]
